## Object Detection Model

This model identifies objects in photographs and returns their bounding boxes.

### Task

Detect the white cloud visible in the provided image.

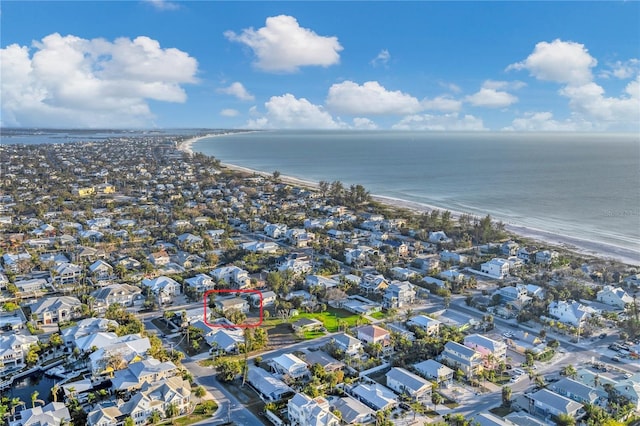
[143,0,180,11]
[392,113,487,131]
[466,88,518,108]
[560,77,640,126]
[224,15,342,73]
[482,80,526,90]
[246,93,342,129]
[599,59,640,80]
[504,111,588,131]
[0,33,198,127]
[439,82,462,93]
[371,49,390,67]
[352,117,378,129]
[465,80,520,108]
[421,96,462,112]
[507,39,597,85]
[217,82,254,101]
[220,109,239,117]
[508,39,639,130]
[326,80,421,115]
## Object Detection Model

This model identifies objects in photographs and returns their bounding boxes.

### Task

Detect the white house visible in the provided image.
[215,297,250,314]
[210,265,251,289]
[248,291,277,308]
[141,276,181,303]
[385,367,432,402]
[247,367,293,402]
[288,393,340,426]
[480,258,510,279]
[428,231,452,244]
[332,397,375,425]
[52,262,83,286]
[10,402,70,426]
[413,359,454,388]
[30,296,82,324]
[535,250,558,264]
[383,281,416,309]
[184,273,215,293]
[463,334,507,365]
[548,300,598,327]
[349,383,397,411]
[271,353,308,379]
[407,315,441,336]
[440,341,483,378]
[305,274,340,290]
[0,334,39,373]
[596,285,633,309]
[264,223,287,239]
[332,333,363,356]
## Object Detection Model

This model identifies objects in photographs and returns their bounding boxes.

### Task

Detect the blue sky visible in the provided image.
[1,1,638,131]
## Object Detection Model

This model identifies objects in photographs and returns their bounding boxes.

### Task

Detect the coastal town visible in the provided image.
[1,132,640,426]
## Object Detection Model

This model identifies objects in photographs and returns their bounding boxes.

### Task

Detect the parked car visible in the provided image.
[612,356,621,362]
[600,333,607,339]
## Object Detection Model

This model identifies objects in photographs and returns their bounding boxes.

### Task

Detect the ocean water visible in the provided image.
[0,128,205,145]
[192,130,640,258]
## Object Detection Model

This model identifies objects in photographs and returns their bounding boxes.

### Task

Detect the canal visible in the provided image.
[1,372,57,405]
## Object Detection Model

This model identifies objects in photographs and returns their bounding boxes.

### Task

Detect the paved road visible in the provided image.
[447,298,640,374]
[184,359,268,426]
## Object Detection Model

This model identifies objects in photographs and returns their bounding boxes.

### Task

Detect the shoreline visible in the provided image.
[177,135,640,267]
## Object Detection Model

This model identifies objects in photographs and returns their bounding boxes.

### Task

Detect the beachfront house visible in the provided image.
[596,285,633,309]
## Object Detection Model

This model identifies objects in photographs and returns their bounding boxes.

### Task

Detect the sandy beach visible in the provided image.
[177,136,640,267]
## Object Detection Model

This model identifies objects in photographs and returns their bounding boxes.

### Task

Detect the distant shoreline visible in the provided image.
[178,133,640,267]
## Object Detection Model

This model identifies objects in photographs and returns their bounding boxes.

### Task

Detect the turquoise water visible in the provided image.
[192,130,640,257]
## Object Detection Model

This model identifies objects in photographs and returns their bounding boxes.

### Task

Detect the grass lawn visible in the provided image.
[303,330,326,340]
[158,402,218,425]
[293,308,369,332]
[489,406,513,417]
[370,311,386,320]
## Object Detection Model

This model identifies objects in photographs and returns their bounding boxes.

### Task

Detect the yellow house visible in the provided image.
[75,187,95,197]
[95,183,116,194]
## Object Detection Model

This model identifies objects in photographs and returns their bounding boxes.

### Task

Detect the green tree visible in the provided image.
[562,364,577,379]
[49,333,63,348]
[555,413,576,426]
[501,386,512,408]
[148,410,161,425]
[25,346,39,367]
[194,386,206,398]
[165,402,179,419]
[123,417,134,426]
[30,391,39,408]
[432,392,443,410]
[216,359,242,382]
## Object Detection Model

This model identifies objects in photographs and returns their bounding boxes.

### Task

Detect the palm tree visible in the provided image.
[561,364,577,379]
[30,391,39,408]
[432,392,443,412]
[148,410,161,425]
[501,386,512,407]
[51,384,59,403]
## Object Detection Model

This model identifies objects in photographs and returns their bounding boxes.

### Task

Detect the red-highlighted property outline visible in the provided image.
[203,289,263,328]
